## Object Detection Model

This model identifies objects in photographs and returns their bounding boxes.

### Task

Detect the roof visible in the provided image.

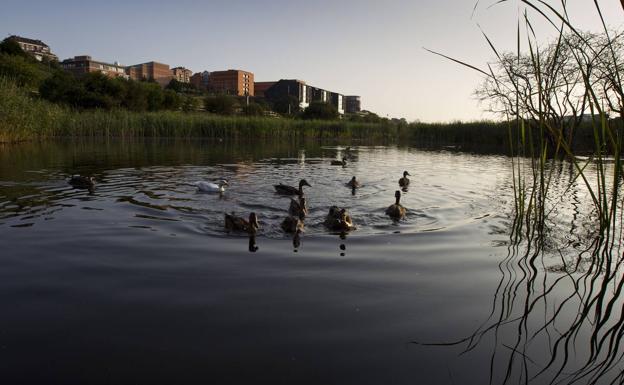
[8,35,49,48]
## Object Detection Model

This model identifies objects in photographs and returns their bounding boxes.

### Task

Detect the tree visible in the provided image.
[204,95,238,115]
[0,39,30,59]
[242,102,265,116]
[301,102,339,120]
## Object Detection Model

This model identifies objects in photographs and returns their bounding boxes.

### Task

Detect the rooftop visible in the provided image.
[8,35,49,48]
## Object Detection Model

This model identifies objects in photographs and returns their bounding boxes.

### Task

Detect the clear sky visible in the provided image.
[1,0,622,122]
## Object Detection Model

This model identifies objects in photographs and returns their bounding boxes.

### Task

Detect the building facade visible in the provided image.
[208,69,254,96]
[262,80,310,110]
[8,35,58,62]
[172,67,192,83]
[253,81,277,98]
[190,71,210,90]
[346,96,361,114]
[330,92,345,115]
[61,56,127,78]
[126,62,173,87]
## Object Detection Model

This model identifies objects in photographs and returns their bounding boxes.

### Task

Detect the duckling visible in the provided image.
[331,157,347,166]
[324,206,356,232]
[196,179,229,193]
[398,171,411,187]
[288,196,308,219]
[281,216,304,234]
[386,190,407,220]
[346,176,361,189]
[68,175,95,189]
[225,212,259,234]
[274,179,311,196]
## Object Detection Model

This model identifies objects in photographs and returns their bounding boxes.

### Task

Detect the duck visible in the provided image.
[288,196,308,219]
[386,190,407,220]
[398,171,411,187]
[346,176,361,189]
[331,157,347,166]
[324,206,356,232]
[68,175,95,189]
[196,179,229,193]
[281,215,305,234]
[274,179,311,196]
[225,212,259,234]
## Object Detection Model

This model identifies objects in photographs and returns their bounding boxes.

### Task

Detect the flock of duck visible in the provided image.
[67,161,413,243]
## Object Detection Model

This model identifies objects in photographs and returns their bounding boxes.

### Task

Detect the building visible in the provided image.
[310,87,331,103]
[330,92,345,115]
[208,69,254,96]
[126,61,173,87]
[190,71,210,90]
[262,80,310,110]
[172,67,192,83]
[61,56,128,78]
[253,81,277,98]
[8,35,58,62]
[345,96,361,114]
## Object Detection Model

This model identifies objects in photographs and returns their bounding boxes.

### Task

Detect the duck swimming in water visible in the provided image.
[274,179,311,196]
[288,196,308,219]
[398,171,411,188]
[386,190,406,220]
[225,212,259,234]
[346,176,361,189]
[196,179,229,193]
[324,206,356,232]
[331,157,347,166]
[68,175,95,189]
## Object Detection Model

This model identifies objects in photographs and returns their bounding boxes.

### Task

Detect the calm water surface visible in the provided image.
[0,140,618,384]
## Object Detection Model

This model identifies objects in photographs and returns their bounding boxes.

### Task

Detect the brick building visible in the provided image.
[61,55,127,78]
[190,71,210,90]
[126,61,173,87]
[208,69,254,96]
[172,67,192,83]
[8,35,58,62]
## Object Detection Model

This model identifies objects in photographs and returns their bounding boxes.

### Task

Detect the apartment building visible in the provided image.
[126,61,173,87]
[346,96,361,114]
[61,55,127,78]
[261,80,310,110]
[190,71,210,90]
[208,69,254,96]
[172,67,192,83]
[330,92,346,115]
[253,81,276,98]
[8,35,58,62]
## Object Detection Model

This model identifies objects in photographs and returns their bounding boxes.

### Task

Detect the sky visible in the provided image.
[1,0,622,122]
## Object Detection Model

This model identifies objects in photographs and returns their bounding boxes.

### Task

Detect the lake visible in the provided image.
[0,139,620,384]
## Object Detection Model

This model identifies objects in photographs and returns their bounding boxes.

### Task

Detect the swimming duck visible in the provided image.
[331,157,347,166]
[196,179,229,193]
[274,179,311,196]
[398,171,411,187]
[281,215,305,234]
[346,176,361,189]
[225,212,259,234]
[288,196,308,219]
[386,190,406,220]
[324,206,356,232]
[68,175,95,189]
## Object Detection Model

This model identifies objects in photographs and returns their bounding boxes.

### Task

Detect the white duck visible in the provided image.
[195,179,229,193]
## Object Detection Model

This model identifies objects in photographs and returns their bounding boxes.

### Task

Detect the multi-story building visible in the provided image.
[330,92,345,115]
[61,55,128,78]
[253,81,277,98]
[172,67,192,83]
[310,87,331,103]
[126,61,173,87]
[8,35,58,62]
[346,96,361,114]
[262,80,310,110]
[208,69,254,96]
[190,71,210,90]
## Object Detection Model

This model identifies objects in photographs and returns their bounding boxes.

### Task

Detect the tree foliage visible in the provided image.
[301,102,339,120]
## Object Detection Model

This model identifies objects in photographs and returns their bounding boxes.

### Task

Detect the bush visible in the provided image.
[204,95,238,115]
[0,53,49,89]
[301,102,339,120]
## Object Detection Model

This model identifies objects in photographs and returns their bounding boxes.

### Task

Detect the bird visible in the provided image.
[288,196,308,219]
[324,206,356,232]
[398,171,411,187]
[195,179,229,193]
[225,212,259,234]
[281,216,305,234]
[274,179,311,196]
[331,157,347,166]
[68,175,95,189]
[386,190,407,220]
[346,176,361,189]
